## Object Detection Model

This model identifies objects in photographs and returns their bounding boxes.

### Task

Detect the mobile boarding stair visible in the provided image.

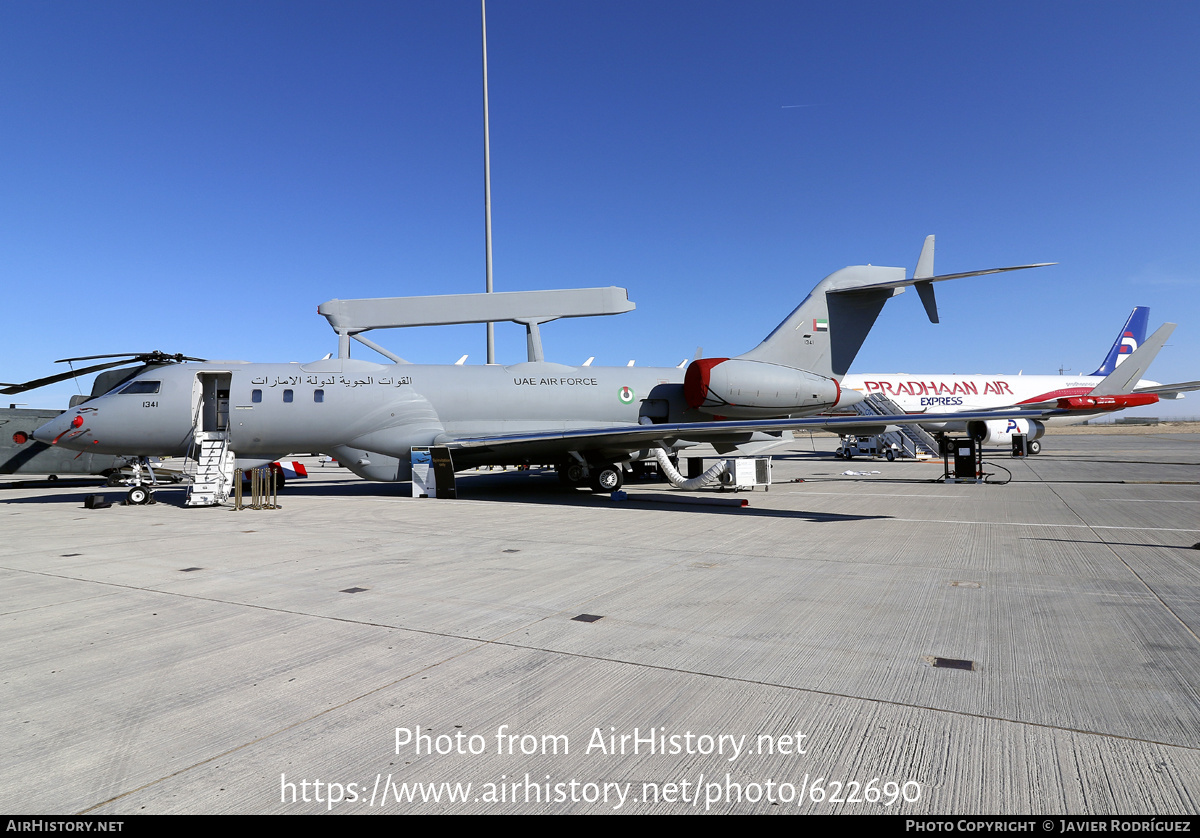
[185,430,236,506]
[851,393,939,459]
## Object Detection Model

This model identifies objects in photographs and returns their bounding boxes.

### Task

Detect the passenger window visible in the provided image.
[283,389,293,403]
[252,389,262,403]
[314,389,324,403]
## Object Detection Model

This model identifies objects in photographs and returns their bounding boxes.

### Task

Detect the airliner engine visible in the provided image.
[684,358,849,418]
[967,418,1046,446]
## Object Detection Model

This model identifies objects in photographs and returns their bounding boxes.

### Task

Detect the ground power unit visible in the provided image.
[719,457,772,491]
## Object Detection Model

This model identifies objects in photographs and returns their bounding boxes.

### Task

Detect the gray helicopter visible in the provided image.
[1,353,200,482]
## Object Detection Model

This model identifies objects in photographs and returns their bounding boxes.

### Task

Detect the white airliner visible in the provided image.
[841,307,1196,452]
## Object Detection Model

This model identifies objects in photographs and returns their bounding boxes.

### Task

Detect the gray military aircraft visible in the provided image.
[0,407,127,480]
[29,239,1064,504]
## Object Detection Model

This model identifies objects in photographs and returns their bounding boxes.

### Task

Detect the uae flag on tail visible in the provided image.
[812,318,828,332]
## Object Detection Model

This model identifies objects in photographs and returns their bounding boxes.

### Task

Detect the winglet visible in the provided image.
[914,235,938,323]
[915,235,935,279]
[1090,322,1175,396]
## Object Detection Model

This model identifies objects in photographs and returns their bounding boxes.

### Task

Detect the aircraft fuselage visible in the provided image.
[841,372,1162,429]
[33,358,699,477]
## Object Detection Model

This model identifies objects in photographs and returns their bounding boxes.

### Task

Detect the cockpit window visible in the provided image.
[120,380,161,395]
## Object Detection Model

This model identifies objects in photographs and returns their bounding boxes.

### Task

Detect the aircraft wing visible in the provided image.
[440,409,1059,460]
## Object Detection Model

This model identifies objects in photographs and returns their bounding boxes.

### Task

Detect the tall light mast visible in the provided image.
[482,0,495,364]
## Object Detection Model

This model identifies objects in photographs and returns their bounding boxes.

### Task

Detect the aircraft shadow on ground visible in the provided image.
[0,485,181,506]
[1026,455,1200,467]
[0,484,118,505]
[436,473,892,522]
[1021,537,1200,550]
[2,473,891,522]
[0,478,107,492]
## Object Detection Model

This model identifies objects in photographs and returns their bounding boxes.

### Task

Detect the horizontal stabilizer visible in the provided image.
[832,262,1055,295]
[1135,380,1200,398]
[737,241,1054,380]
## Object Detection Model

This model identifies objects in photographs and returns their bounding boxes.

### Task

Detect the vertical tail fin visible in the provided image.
[1090,306,1150,376]
[735,264,906,379]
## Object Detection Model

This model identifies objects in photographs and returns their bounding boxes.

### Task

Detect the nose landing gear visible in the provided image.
[113,457,159,505]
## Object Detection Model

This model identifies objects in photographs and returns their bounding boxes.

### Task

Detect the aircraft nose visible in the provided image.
[32,412,79,445]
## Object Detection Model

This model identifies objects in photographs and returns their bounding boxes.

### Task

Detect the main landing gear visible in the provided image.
[588,464,624,493]
[557,461,625,493]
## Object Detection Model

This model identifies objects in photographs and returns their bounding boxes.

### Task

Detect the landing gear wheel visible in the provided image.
[558,462,588,486]
[127,486,150,505]
[1029,440,1041,455]
[48,474,59,482]
[589,464,623,493]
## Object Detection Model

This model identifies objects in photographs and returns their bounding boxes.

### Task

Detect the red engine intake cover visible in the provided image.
[683,358,729,408]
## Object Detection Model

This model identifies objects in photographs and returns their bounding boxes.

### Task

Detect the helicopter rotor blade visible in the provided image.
[0,359,144,396]
[54,351,206,364]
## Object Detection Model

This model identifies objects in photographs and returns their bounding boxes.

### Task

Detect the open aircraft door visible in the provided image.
[194,372,232,433]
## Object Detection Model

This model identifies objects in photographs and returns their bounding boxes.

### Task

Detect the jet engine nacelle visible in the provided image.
[684,358,846,418]
[331,445,412,482]
[967,418,1045,446]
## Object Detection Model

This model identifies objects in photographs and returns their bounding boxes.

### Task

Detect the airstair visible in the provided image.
[852,393,939,459]
[186,430,235,506]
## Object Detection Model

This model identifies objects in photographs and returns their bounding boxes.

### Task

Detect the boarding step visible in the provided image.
[852,393,939,459]
[186,430,235,507]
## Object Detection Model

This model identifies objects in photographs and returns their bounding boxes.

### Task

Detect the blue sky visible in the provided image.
[3,1,1198,417]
